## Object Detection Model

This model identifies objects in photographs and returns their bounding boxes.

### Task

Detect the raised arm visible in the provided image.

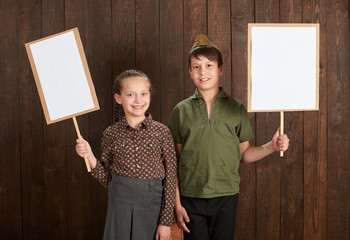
[240,128,289,164]
[76,132,113,188]
[76,138,97,169]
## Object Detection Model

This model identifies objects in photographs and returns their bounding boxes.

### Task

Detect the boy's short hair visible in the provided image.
[189,46,223,69]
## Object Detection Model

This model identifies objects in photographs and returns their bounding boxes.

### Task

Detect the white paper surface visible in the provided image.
[251,26,317,111]
[30,31,95,121]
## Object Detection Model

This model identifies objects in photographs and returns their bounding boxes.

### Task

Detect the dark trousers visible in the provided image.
[181,194,239,240]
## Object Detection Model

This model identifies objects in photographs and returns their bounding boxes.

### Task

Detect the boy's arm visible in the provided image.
[240,128,289,164]
[174,144,190,233]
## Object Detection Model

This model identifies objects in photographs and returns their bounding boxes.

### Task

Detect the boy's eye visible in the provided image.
[127,93,134,97]
[192,65,199,69]
[207,64,212,67]
[142,92,148,96]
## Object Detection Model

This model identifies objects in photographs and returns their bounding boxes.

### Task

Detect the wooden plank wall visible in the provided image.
[0,0,349,239]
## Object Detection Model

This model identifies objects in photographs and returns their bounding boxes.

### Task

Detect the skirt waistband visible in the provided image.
[112,175,162,186]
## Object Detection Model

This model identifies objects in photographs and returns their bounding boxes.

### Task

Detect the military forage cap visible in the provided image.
[191,33,220,52]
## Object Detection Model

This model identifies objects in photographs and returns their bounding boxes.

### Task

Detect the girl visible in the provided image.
[76,70,177,240]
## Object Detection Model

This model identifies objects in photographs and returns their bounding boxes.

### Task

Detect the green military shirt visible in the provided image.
[168,88,254,198]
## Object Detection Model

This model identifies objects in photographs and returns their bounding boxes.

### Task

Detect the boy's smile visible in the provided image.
[189,55,223,92]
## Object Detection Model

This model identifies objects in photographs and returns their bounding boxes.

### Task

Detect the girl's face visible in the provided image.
[189,55,223,92]
[114,76,151,120]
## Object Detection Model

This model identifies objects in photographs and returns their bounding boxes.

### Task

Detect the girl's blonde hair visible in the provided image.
[113,69,152,122]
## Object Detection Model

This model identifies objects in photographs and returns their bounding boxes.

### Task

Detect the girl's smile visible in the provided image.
[132,105,144,109]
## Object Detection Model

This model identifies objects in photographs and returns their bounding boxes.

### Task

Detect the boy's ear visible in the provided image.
[114,94,122,105]
[189,68,194,80]
[219,65,224,75]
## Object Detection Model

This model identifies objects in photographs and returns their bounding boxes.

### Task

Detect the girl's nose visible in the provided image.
[134,95,141,103]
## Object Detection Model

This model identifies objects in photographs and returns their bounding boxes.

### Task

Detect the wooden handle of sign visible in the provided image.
[280,111,284,157]
[72,117,91,172]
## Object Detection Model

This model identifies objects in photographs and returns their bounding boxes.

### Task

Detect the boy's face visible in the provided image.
[189,55,223,93]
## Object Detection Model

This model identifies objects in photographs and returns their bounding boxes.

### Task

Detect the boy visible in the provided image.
[168,34,289,240]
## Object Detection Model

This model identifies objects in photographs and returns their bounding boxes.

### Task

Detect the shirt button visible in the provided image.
[136,147,139,150]
[137,164,140,168]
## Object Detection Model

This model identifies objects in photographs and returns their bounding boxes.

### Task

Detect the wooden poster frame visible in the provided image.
[25,28,99,171]
[247,23,320,156]
[247,23,320,113]
[25,27,100,125]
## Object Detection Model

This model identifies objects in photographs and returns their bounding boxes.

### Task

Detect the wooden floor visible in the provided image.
[170,224,183,240]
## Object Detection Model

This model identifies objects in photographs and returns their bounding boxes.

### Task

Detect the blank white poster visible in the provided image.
[29,30,97,122]
[250,25,318,111]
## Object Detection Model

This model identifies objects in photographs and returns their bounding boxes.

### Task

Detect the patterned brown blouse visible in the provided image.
[91,114,177,226]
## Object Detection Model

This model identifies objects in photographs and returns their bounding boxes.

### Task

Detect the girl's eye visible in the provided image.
[127,93,133,97]
[142,92,148,96]
[192,65,199,69]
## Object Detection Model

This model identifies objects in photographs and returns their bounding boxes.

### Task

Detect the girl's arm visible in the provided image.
[76,134,112,188]
[157,130,177,229]
[240,128,289,164]
[155,225,171,240]
[76,138,97,169]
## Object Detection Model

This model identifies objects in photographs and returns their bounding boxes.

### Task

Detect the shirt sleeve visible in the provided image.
[91,129,113,188]
[237,103,255,143]
[168,106,182,144]
[158,128,177,226]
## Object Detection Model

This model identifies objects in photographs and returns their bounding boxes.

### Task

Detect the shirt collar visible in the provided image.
[191,87,228,100]
[119,113,152,129]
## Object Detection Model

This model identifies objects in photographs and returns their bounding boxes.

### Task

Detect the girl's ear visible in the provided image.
[114,94,122,105]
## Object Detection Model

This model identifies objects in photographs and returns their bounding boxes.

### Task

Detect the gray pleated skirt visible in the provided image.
[103,175,163,240]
